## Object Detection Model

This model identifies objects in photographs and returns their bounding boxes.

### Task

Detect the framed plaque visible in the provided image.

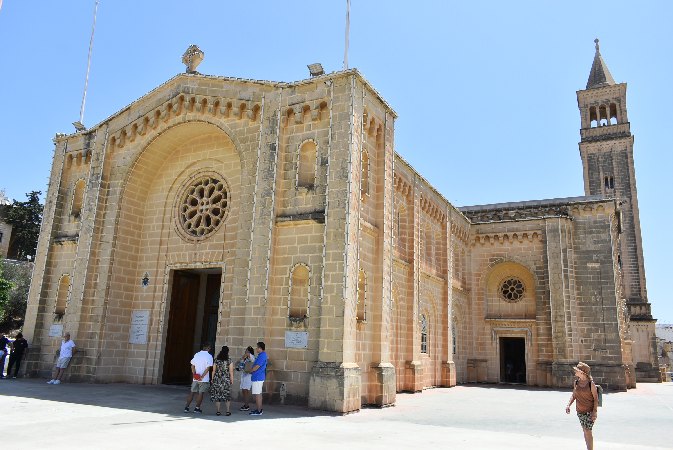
[285,330,308,349]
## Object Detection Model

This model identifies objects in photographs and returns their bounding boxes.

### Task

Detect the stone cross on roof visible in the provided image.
[182,45,204,74]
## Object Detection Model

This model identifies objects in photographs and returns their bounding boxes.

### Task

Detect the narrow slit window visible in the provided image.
[421,315,428,354]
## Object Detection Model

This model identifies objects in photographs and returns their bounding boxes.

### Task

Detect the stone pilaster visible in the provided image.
[22,136,68,375]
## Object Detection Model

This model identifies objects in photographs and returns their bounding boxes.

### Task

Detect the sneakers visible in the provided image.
[239,404,250,411]
[249,409,263,416]
[184,406,191,413]
[193,407,203,414]
[53,380,61,385]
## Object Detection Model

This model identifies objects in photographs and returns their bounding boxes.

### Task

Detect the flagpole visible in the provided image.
[344,0,350,70]
[78,0,99,127]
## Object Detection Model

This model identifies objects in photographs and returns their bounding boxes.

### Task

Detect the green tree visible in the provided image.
[0,262,14,329]
[6,191,43,261]
[0,259,32,331]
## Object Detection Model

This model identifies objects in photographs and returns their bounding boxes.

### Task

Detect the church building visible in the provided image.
[23,41,659,413]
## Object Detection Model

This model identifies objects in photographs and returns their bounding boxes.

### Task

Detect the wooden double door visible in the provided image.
[162,270,221,384]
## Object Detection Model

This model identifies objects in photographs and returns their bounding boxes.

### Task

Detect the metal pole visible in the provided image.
[344,0,350,70]
[79,0,99,125]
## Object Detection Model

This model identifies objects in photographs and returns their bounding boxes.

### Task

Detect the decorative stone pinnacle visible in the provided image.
[594,38,600,53]
[182,44,204,74]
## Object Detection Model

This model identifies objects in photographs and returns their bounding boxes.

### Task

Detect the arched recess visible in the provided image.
[357,269,366,321]
[102,120,243,382]
[54,274,71,317]
[288,263,310,318]
[483,260,537,319]
[419,300,441,388]
[297,140,317,188]
[71,179,86,219]
[361,150,370,198]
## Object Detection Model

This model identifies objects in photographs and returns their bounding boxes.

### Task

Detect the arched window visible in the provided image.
[609,103,618,125]
[599,105,608,126]
[604,175,615,191]
[589,106,598,128]
[289,264,309,319]
[361,150,370,198]
[420,314,428,354]
[297,141,317,188]
[71,179,86,218]
[357,270,366,321]
[55,274,71,317]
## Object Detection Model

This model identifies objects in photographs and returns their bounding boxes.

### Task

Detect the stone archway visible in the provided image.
[98,121,243,384]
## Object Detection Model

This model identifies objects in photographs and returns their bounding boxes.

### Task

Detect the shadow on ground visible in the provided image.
[0,378,339,422]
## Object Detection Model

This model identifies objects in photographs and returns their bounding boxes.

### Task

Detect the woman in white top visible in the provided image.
[237,346,255,411]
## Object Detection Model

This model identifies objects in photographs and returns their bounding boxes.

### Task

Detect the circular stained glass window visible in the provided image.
[500,278,525,302]
[177,175,229,239]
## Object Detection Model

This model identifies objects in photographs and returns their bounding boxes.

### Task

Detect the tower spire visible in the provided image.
[586,38,616,89]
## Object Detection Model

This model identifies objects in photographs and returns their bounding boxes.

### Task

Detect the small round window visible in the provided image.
[177,174,229,240]
[500,278,525,302]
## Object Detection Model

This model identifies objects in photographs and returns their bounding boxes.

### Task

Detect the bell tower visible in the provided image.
[576,39,659,381]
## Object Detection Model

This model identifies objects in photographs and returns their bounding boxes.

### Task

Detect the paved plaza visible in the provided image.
[0,379,671,449]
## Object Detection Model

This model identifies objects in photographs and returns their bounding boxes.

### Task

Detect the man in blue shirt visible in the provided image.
[246,341,267,416]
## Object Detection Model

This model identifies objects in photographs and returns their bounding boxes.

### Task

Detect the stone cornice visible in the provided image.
[462,205,570,223]
[419,195,445,223]
[450,222,469,244]
[107,93,263,150]
[472,231,542,246]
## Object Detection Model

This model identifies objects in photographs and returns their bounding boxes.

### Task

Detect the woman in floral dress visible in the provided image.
[210,345,233,416]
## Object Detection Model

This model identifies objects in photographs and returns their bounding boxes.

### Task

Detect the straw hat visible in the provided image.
[573,361,591,376]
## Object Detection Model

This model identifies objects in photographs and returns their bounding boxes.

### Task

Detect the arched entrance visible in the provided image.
[102,121,242,384]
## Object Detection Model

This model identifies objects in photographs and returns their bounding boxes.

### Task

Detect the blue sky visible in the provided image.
[1,1,671,323]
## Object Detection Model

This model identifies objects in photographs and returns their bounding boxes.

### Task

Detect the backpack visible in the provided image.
[594,382,603,407]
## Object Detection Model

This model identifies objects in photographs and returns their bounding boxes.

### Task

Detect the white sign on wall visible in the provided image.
[129,310,150,345]
[285,330,308,349]
[48,324,63,337]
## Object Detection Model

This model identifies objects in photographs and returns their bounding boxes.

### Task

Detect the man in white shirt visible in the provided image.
[184,344,213,413]
[48,332,76,385]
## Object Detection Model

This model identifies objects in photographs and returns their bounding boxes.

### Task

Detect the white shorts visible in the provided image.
[55,357,72,369]
[240,374,252,390]
[251,380,264,395]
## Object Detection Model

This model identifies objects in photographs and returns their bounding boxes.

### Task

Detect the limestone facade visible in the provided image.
[22,44,657,412]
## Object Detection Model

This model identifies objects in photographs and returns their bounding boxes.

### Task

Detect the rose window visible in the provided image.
[500,278,525,302]
[178,176,229,239]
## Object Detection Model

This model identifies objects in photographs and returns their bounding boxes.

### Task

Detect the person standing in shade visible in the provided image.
[237,346,255,411]
[565,362,599,450]
[7,332,29,378]
[48,332,76,385]
[246,341,267,416]
[0,334,9,378]
[210,345,234,416]
[184,343,213,413]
